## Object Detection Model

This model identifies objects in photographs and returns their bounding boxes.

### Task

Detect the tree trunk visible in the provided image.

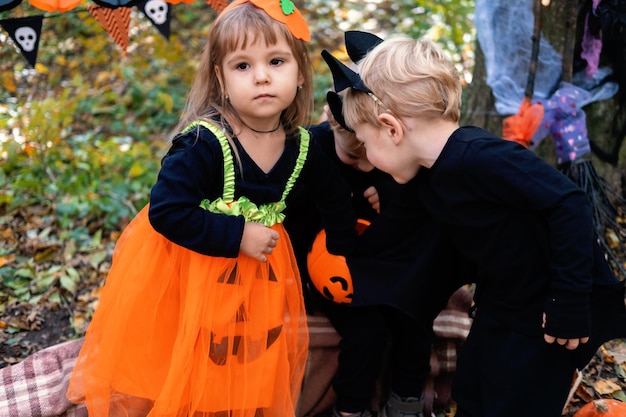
[461,0,626,197]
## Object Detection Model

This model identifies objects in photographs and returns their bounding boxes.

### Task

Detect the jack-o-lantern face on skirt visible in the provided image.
[208,263,284,365]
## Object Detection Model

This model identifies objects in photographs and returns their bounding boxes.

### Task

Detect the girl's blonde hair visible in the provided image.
[175,2,314,138]
[344,36,462,130]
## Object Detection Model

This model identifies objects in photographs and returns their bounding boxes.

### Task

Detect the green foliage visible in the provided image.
[0,2,211,321]
[1,86,161,228]
[0,78,162,313]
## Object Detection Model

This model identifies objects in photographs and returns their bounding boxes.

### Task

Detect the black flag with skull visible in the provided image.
[137,0,170,41]
[1,15,43,68]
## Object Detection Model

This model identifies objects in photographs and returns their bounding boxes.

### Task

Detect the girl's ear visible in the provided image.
[378,112,404,145]
[298,52,307,85]
[215,65,225,95]
[297,71,305,89]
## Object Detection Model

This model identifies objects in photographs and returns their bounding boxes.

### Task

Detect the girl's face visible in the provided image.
[220,30,303,127]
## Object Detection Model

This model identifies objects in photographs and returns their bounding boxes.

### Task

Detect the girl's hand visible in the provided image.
[240,222,279,262]
[363,186,380,213]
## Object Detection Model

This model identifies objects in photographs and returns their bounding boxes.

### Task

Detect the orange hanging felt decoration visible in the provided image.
[573,399,626,416]
[501,0,545,148]
[502,96,544,148]
[28,0,79,12]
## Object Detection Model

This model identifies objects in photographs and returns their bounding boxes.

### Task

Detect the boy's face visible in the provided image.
[353,122,415,184]
[333,128,374,172]
[323,104,374,172]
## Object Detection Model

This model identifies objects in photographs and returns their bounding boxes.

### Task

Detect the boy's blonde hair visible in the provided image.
[343,36,461,130]
[175,2,314,137]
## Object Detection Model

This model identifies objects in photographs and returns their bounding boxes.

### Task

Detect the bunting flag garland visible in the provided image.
[0,15,43,67]
[0,0,22,12]
[87,4,131,54]
[137,0,170,40]
[1,0,227,68]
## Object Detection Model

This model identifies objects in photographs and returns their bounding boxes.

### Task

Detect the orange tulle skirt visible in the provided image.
[67,205,309,417]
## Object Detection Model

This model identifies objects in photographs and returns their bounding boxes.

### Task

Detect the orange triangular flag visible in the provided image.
[87,5,131,55]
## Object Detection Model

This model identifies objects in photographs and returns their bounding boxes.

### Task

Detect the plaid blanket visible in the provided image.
[0,339,86,417]
[0,288,473,417]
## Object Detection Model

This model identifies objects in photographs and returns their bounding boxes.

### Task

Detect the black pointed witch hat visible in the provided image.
[321,30,386,131]
[321,30,384,95]
[326,90,353,132]
[321,49,372,94]
[345,30,384,64]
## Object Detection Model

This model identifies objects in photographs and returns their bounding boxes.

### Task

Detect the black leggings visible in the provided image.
[313,290,433,413]
[452,311,577,417]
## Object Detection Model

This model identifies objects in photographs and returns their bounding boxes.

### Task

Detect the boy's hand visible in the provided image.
[542,312,590,350]
[240,222,279,262]
[363,186,380,213]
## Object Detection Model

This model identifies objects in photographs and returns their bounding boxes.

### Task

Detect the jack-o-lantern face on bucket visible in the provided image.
[307,219,370,304]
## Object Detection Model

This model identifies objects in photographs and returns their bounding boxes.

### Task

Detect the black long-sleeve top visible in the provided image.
[148,124,358,259]
[413,126,607,336]
[284,121,401,269]
[294,123,473,319]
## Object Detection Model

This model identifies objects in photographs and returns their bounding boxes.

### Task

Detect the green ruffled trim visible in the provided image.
[200,196,287,226]
[281,126,309,202]
[184,121,310,227]
[183,121,235,202]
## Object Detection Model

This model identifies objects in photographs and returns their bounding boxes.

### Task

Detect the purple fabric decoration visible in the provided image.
[581,13,602,77]
[543,83,591,165]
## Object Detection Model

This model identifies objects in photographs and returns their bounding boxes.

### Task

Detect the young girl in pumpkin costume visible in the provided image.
[66,2,359,416]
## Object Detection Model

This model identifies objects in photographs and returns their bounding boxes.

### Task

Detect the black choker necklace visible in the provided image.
[240,119,281,134]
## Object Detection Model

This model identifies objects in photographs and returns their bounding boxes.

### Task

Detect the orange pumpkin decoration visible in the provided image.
[573,399,626,416]
[28,0,80,12]
[307,219,370,304]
